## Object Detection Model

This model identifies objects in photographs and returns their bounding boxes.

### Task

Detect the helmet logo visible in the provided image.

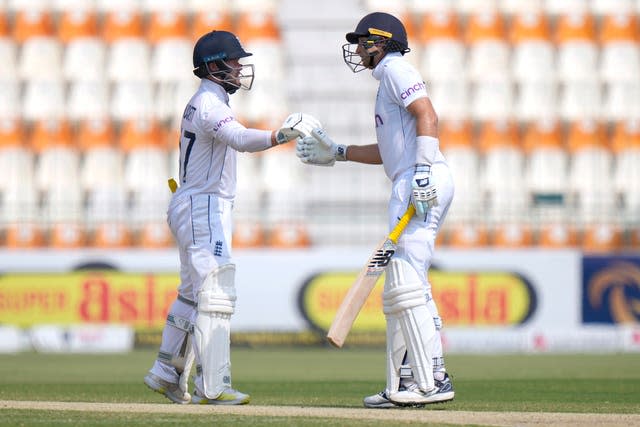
[368,28,392,38]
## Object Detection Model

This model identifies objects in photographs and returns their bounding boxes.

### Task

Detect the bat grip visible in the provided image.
[388,204,415,244]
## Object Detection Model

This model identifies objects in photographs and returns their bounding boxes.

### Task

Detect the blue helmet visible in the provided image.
[345,12,409,53]
[192,30,254,93]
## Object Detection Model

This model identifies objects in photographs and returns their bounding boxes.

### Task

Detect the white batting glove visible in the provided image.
[296,128,347,166]
[411,164,438,217]
[275,113,322,144]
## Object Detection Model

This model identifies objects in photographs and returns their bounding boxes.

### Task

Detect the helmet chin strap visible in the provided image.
[364,46,383,69]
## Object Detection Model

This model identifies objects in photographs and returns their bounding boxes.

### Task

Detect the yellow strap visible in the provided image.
[388,204,415,244]
[168,178,178,194]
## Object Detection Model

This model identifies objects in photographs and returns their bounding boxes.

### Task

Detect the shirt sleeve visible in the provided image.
[384,62,428,108]
[198,94,272,152]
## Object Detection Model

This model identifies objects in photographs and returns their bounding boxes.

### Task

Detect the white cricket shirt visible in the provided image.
[172,79,272,202]
[372,52,446,181]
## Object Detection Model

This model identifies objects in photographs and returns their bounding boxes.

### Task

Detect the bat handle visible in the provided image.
[388,204,415,244]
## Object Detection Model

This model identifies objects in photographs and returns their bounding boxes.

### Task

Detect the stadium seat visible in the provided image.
[478,120,527,227]
[499,0,543,15]
[67,80,110,122]
[419,11,466,81]
[598,12,640,83]
[191,10,234,41]
[148,10,191,83]
[591,0,636,15]
[445,222,490,248]
[31,119,84,247]
[510,12,555,83]
[465,11,509,83]
[269,222,311,248]
[59,10,107,83]
[567,120,616,226]
[559,80,602,122]
[14,10,63,82]
[110,80,154,122]
[119,119,172,245]
[78,118,131,248]
[0,119,41,248]
[0,80,20,119]
[438,120,479,223]
[515,81,558,123]
[471,79,513,121]
[0,12,18,81]
[22,80,66,122]
[602,81,640,122]
[406,0,451,13]
[581,222,623,252]
[612,120,640,224]
[429,79,469,121]
[543,0,589,15]
[141,0,184,13]
[555,12,598,83]
[523,119,574,248]
[104,10,150,82]
[234,11,287,129]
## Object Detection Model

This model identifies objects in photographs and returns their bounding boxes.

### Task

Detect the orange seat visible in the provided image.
[232,221,266,248]
[118,118,164,152]
[138,222,174,248]
[49,222,85,248]
[566,119,607,154]
[537,223,578,248]
[103,10,144,42]
[30,118,73,153]
[439,119,473,151]
[581,223,623,252]
[269,223,311,248]
[90,223,133,248]
[446,223,489,248]
[5,223,44,248]
[13,10,54,42]
[191,11,234,42]
[419,10,461,44]
[555,12,597,44]
[599,12,639,45]
[58,10,99,42]
[477,119,519,153]
[147,10,188,43]
[509,12,551,44]
[492,223,534,248]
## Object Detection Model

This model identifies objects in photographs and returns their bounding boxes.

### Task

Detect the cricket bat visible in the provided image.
[327,204,416,348]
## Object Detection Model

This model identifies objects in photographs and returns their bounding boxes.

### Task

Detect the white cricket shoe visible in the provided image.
[144,373,191,404]
[389,381,454,407]
[363,391,396,409]
[191,388,250,405]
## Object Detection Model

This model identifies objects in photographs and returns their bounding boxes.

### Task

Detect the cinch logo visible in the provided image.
[213,116,234,132]
[400,81,426,100]
[375,114,384,128]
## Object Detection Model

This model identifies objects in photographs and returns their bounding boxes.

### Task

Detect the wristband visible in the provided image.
[415,135,439,165]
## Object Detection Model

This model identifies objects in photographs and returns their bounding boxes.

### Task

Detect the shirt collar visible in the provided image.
[200,78,230,104]
[372,52,403,80]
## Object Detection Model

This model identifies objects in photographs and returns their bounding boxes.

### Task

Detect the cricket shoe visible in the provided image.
[144,373,191,404]
[363,391,396,409]
[191,388,250,405]
[389,378,455,407]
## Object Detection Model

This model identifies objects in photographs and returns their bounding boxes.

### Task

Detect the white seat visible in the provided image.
[141,0,184,13]
[515,81,558,122]
[612,121,640,221]
[471,79,513,121]
[0,38,17,80]
[82,146,128,227]
[429,79,469,121]
[559,80,602,121]
[0,143,37,225]
[110,80,154,122]
[598,13,640,83]
[22,80,66,122]
[96,0,141,13]
[421,39,466,81]
[591,0,635,15]
[0,80,20,119]
[36,145,83,223]
[18,37,63,82]
[602,81,640,122]
[66,81,110,122]
[106,39,150,82]
[442,145,480,222]
[150,38,192,83]
[557,42,599,82]
[569,146,615,223]
[543,0,589,15]
[466,12,509,82]
[63,37,107,82]
[498,0,543,14]
[512,41,555,83]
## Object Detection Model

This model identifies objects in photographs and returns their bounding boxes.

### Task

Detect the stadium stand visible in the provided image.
[0,0,637,250]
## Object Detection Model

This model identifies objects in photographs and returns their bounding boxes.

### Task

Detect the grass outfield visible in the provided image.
[0,348,639,426]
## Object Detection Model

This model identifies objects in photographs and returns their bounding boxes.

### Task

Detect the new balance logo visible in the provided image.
[214,240,223,257]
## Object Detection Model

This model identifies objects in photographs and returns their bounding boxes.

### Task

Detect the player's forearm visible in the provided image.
[223,126,273,152]
[343,144,382,164]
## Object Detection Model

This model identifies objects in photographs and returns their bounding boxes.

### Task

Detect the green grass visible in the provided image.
[0,348,639,426]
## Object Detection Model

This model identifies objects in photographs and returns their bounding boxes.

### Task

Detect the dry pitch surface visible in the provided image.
[2,400,639,427]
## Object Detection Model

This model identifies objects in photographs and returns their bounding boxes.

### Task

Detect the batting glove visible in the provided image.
[275,113,322,144]
[411,163,438,217]
[296,128,347,166]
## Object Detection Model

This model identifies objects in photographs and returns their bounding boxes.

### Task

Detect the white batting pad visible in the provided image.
[383,258,436,393]
[194,263,236,399]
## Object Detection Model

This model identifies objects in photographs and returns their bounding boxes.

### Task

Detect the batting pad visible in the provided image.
[194,263,236,399]
[383,258,436,393]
